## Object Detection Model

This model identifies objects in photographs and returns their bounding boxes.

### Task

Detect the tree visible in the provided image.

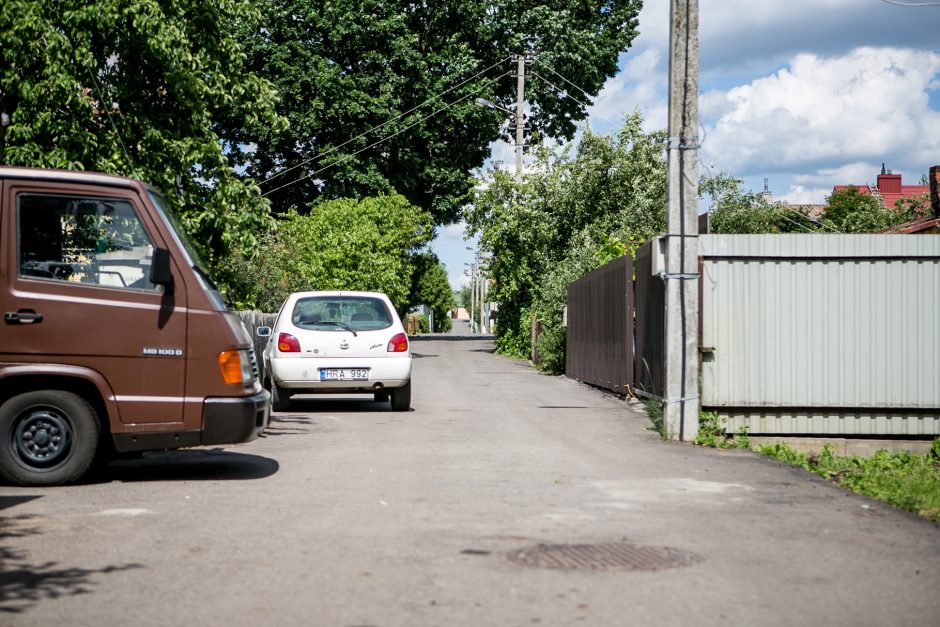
[225,0,643,224]
[702,173,819,234]
[229,193,433,313]
[466,112,667,359]
[409,252,456,333]
[823,186,923,233]
[0,1,285,283]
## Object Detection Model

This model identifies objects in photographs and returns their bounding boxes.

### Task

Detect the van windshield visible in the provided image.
[147,190,228,311]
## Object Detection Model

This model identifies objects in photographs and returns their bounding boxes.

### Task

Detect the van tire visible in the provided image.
[271,383,290,412]
[390,381,411,412]
[0,390,100,486]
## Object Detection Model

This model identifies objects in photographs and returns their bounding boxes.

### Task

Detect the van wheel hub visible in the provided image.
[14,411,71,466]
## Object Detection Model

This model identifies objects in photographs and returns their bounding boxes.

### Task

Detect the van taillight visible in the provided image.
[278,333,301,353]
[387,332,409,352]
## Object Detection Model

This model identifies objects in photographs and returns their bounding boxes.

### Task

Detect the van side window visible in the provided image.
[18,193,159,291]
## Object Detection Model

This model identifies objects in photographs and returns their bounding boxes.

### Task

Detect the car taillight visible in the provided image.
[278,333,301,353]
[218,349,252,385]
[388,332,409,353]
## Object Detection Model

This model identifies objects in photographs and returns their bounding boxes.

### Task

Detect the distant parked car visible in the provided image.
[258,291,412,412]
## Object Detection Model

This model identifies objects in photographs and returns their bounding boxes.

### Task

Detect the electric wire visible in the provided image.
[878,0,940,6]
[85,65,135,173]
[262,72,509,197]
[529,72,592,110]
[261,55,513,187]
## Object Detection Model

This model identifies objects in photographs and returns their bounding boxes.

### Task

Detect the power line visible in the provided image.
[878,0,940,6]
[531,58,595,104]
[262,72,508,197]
[261,55,513,186]
[529,72,591,110]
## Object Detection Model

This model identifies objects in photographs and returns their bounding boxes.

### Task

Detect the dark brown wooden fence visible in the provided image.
[237,311,276,384]
[565,255,633,394]
[633,243,665,398]
[565,242,665,398]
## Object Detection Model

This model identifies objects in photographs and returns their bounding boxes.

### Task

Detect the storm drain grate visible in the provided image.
[507,543,701,572]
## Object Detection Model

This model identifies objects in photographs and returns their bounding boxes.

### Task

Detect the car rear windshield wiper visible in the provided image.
[316,321,357,337]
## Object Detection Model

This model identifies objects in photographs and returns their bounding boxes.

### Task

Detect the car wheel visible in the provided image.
[0,390,101,486]
[390,381,411,412]
[271,382,291,412]
[374,390,390,403]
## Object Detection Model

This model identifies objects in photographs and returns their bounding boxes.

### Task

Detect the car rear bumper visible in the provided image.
[270,357,412,390]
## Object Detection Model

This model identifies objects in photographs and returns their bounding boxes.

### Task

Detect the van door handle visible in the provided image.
[4,310,43,325]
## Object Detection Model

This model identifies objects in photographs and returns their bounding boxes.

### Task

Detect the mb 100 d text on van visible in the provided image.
[0,167,270,486]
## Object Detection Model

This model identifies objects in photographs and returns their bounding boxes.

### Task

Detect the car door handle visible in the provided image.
[4,310,43,325]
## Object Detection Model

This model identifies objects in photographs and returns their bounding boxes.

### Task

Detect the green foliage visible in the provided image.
[228,193,433,312]
[409,252,456,333]
[0,0,285,286]
[226,0,643,224]
[761,440,940,523]
[466,112,667,368]
[694,411,750,449]
[644,398,666,438]
[702,173,819,234]
[822,186,925,233]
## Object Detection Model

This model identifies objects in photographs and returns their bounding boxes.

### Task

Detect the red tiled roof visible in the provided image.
[832,184,930,210]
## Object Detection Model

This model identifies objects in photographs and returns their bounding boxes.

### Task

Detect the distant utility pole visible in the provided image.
[469,263,476,333]
[515,54,525,175]
[663,0,700,441]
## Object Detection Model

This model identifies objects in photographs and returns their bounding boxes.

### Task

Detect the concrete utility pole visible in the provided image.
[515,54,525,175]
[469,263,476,333]
[663,0,700,441]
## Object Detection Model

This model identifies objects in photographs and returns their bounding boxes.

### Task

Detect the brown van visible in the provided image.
[0,167,270,485]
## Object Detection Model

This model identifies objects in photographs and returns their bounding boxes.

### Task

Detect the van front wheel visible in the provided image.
[0,390,100,486]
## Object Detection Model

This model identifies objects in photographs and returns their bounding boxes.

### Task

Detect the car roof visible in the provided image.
[287,291,391,301]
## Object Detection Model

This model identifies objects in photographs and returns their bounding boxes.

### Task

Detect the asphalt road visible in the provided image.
[1,332,938,626]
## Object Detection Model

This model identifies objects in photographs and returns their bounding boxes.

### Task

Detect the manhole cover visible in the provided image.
[507,543,701,571]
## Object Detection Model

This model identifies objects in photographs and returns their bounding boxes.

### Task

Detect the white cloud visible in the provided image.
[589,49,668,132]
[777,185,832,205]
[702,47,940,176]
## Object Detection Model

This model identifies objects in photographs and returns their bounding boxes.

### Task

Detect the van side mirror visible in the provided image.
[256,326,272,337]
[150,248,173,286]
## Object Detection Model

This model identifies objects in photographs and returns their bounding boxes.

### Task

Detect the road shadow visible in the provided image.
[0,515,144,614]
[410,335,494,342]
[264,414,314,436]
[0,496,42,512]
[279,396,414,414]
[86,449,279,483]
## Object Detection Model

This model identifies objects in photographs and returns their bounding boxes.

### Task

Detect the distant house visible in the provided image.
[833,164,930,210]
[875,164,940,234]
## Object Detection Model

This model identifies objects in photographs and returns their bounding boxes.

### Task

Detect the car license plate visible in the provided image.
[319,368,370,381]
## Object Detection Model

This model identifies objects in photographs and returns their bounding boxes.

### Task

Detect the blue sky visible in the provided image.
[434,0,940,289]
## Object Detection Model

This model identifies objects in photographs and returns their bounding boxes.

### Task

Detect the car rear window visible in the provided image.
[291,296,394,331]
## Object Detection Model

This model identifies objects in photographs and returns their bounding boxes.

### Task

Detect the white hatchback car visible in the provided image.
[258,291,412,412]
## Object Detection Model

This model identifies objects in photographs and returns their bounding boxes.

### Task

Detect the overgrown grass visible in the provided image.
[694,411,750,449]
[644,398,665,438]
[760,439,940,523]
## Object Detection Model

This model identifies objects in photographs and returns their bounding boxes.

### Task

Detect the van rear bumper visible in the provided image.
[202,390,271,445]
